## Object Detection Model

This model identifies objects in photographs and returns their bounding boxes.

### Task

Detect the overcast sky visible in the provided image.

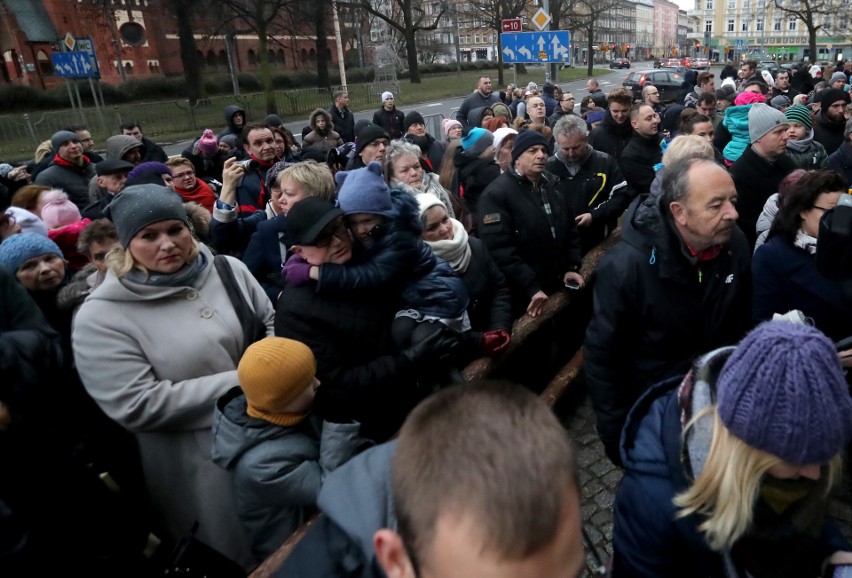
[673,0,694,9]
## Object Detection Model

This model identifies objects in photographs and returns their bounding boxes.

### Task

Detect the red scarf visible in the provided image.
[685,244,723,261]
[176,179,215,213]
[53,153,90,169]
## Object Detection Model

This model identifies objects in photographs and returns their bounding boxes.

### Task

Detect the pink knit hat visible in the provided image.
[734,91,766,106]
[197,129,219,155]
[39,189,81,229]
[441,118,462,139]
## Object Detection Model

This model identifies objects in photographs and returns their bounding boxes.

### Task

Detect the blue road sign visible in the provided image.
[736,39,743,49]
[73,37,101,79]
[501,31,571,63]
[51,51,97,79]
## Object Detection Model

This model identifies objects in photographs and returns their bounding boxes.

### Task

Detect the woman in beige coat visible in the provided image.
[73,184,274,569]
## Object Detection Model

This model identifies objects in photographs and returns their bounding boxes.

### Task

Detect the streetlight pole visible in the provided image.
[332,0,347,88]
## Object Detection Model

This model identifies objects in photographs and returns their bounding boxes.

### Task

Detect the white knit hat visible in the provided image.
[381,91,394,102]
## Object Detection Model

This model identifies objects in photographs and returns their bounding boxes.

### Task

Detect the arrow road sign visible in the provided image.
[500,31,571,63]
[51,51,97,78]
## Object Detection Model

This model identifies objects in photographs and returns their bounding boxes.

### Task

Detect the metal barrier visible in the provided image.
[0,83,379,163]
[247,230,622,578]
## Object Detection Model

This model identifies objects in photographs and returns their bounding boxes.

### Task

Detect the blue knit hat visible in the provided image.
[460,127,494,158]
[335,161,396,218]
[0,233,63,273]
[716,321,852,465]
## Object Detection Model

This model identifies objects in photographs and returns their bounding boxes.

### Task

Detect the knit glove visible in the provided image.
[481,329,511,356]
[282,254,312,286]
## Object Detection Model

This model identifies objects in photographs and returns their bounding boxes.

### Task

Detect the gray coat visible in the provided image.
[211,388,363,563]
[34,161,96,208]
[72,245,275,569]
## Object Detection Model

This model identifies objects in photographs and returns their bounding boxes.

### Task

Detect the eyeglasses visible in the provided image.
[562,97,575,102]
[313,222,349,248]
[172,171,195,179]
[812,205,831,212]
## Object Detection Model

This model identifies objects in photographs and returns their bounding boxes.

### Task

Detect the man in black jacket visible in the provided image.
[619,103,663,198]
[477,130,584,319]
[328,90,355,143]
[588,87,634,160]
[813,88,851,156]
[730,102,795,248]
[372,92,405,140]
[120,122,168,163]
[548,115,634,254]
[584,157,751,465]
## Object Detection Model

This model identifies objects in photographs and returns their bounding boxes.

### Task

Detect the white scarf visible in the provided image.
[427,218,471,273]
[793,229,818,255]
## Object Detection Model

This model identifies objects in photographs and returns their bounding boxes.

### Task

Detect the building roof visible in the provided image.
[4,0,59,43]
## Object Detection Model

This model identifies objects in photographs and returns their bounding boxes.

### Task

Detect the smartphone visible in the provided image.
[564,279,580,290]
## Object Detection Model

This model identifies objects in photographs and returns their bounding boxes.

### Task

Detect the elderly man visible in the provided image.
[477,130,583,319]
[619,103,663,198]
[814,88,852,155]
[34,131,96,208]
[585,156,751,465]
[526,95,550,128]
[279,381,585,578]
[345,124,390,170]
[548,115,634,254]
[402,111,444,172]
[589,87,634,160]
[730,103,795,247]
[684,72,715,108]
[456,76,501,130]
[80,159,134,220]
[642,85,665,115]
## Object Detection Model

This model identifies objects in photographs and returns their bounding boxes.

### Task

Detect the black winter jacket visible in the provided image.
[453,147,501,214]
[619,132,663,198]
[583,191,752,463]
[827,140,852,184]
[588,109,633,160]
[372,107,405,140]
[547,146,634,255]
[477,168,582,317]
[813,110,847,156]
[729,146,795,248]
[462,237,513,333]
[328,105,355,143]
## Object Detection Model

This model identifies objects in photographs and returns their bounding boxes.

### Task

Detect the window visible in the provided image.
[728,0,735,7]
[37,50,52,75]
[706,0,713,8]
[728,18,735,30]
[474,33,479,43]
[774,18,782,31]
[705,19,713,32]
[788,17,796,30]
[756,18,764,30]
[741,20,748,31]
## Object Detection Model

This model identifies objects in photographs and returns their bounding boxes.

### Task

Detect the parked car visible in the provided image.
[759,60,780,75]
[693,58,710,70]
[610,58,631,69]
[660,58,681,69]
[623,69,685,103]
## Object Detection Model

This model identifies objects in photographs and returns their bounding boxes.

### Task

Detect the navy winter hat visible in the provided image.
[716,321,852,465]
[0,233,63,273]
[510,130,548,162]
[335,161,396,218]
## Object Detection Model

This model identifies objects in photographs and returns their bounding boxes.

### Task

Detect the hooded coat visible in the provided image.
[303,108,344,152]
[72,245,275,569]
[584,191,751,463]
[211,387,363,564]
[219,104,247,142]
[721,104,753,163]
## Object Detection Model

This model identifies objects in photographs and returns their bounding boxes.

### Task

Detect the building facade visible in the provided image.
[654,0,680,58]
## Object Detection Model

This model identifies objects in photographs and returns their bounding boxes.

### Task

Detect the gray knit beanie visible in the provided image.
[104,184,189,247]
[748,103,789,143]
[716,321,852,465]
[50,130,79,151]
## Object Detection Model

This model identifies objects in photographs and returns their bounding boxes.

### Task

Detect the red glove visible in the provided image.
[481,329,511,356]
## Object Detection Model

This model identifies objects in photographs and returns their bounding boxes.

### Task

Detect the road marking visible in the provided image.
[423,103,442,107]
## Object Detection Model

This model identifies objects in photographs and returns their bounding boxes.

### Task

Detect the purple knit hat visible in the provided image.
[716,321,852,465]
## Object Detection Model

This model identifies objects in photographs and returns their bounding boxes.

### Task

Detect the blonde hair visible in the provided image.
[662,135,714,166]
[107,227,200,278]
[166,157,193,171]
[276,160,335,202]
[674,409,842,551]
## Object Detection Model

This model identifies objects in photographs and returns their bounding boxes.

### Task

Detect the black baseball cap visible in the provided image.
[285,197,344,246]
[96,158,135,176]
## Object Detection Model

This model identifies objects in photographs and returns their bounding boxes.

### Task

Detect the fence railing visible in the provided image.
[0,83,382,163]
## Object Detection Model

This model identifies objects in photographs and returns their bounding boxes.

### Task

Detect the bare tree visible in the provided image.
[459,0,527,85]
[359,0,444,83]
[771,0,831,64]
[416,30,451,63]
[554,0,627,76]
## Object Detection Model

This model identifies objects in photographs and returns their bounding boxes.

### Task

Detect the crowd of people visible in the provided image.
[1,60,852,577]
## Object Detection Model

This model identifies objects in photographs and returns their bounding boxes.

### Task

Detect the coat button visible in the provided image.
[201,308,213,318]
[186,290,199,300]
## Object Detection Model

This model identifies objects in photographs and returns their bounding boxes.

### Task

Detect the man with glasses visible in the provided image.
[166,157,216,213]
[641,85,666,116]
[550,91,577,124]
[346,124,390,170]
[64,125,103,163]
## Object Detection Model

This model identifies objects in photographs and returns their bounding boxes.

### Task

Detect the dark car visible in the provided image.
[759,61,780,75]
[610,58,631,69]
[623,69,685,103]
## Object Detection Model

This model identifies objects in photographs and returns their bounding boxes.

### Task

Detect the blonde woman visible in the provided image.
[73,184,274,569]
[612,321,852,577]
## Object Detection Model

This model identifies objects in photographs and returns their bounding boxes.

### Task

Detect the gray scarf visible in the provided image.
[125,251,208,287]
[785,129,815,153]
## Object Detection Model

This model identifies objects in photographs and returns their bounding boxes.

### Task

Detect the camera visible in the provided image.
[235,159,259,172]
